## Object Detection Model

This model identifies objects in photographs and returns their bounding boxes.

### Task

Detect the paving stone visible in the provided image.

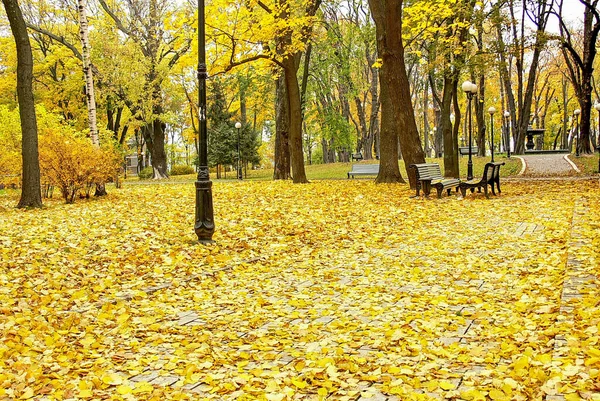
[150,375,180,386]
[356,386,389,401]
[130,371,159,382]
[185,319,206,326]
[313,316,335,325]
[178,312,201,325]
[277,352,295,364]
[438,336,461,346]
[182,382,212,395]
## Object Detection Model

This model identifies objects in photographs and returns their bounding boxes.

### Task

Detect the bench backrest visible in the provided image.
[410,163,443,180]
[459,146,479,155]
[483,162,505,181]
[351,164,379,172]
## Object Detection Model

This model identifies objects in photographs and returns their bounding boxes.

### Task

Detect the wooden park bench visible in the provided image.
[351,152,363,161]
[459,162,505,199]
[459,146,479,156]
[347,163,379,178]
[409,163,460,198]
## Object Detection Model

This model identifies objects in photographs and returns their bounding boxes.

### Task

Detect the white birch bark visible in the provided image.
[77,0,98,147]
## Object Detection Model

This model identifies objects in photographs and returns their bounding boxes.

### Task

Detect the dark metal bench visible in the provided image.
[351,152,363,161]
[409,163,460,198]
[459,146,479,156]
[347,164,379,178]
[459,162,505,198]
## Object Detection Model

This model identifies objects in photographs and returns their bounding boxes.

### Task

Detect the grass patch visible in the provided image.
[570,153,600,175]
[212,156,522,181]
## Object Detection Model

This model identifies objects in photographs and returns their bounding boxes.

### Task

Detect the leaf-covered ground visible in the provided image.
[1,180,599,400]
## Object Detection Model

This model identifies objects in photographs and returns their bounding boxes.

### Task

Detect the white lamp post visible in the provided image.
[504,110,510,158]
[235,122,242,179]
[595,102,600,172]
[488,106,496,162]
[574,109,581,157]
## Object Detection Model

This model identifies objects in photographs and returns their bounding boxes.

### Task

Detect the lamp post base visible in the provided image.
[467,159,473,181]
[194,170,215,243]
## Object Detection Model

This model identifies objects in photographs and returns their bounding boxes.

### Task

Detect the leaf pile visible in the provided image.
[0,180,599,400]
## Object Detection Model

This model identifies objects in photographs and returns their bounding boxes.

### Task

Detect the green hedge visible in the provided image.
[170,165,195,176]
[138,167,153,179]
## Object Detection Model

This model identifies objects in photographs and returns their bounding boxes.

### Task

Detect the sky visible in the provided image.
[546,0,586,34]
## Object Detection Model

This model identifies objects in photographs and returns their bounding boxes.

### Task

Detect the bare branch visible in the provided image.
[26,22,82,60]
[256,0,272,14]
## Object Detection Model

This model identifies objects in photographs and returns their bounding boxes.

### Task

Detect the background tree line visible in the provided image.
[0,0,598,204]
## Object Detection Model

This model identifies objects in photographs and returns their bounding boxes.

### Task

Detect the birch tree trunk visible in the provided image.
[77,0,98,147]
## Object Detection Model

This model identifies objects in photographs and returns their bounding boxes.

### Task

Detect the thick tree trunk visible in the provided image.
[367,54,380,160]
[560,1,600,154]
[3,0,43,208]
[369,0,424,187]
[274,75,291,179]
[141,119,169,179]
[442,76,459,178]
[282,57,308,183]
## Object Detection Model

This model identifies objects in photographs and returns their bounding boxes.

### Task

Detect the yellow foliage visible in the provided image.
[39,128,121,203]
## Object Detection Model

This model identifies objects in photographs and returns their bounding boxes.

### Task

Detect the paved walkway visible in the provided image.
[80,193,598,400]
[518,154,578,176]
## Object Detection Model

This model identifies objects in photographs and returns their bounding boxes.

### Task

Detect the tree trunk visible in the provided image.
[369,0,425,186]
[77,1,106,197]
[282,57,308,183]
[274,74,291,179]
[3,0,43,208]
[559,1,600,154]
[442,76,459,178]
[77,0,98,147]
[141,119,169,179]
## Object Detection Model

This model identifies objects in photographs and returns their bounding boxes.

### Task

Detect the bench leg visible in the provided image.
[423,182,431,198]
[446,188,451,196]
[460,186,467,197]
[484,185,490,199]
[436,187,443,199]
[490,182,496,196]
[496,179,502,194]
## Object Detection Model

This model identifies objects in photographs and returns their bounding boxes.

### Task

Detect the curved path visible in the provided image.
[517,153,578,176]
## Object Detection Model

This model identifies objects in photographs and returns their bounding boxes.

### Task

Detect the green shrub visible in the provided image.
[170,164,195,176]
[138,167,153,179]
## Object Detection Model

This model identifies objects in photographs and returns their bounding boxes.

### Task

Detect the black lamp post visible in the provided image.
[574,108,581,157]
[488,106,496,162]
[595,102,600,172]
[462,80,477,180]
[504,110,511,158]
[235,122,242,180]
[194,0,215,243]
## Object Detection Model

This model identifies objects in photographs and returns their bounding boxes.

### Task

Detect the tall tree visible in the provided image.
[96,0,192,178]
[556,0,600,154]
[219,0,321,183]
[77,0,98,146]
[368,0,425,186]
[2,0,43,208]
[495,0,551,154]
